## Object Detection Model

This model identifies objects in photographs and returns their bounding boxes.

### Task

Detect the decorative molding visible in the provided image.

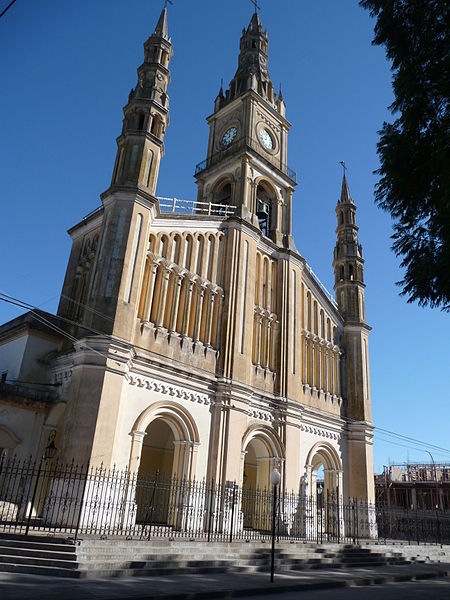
[128,374,214,406]
[300,424,341,441]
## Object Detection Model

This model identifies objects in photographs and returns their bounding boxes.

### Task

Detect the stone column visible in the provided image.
[143,261,158,322]
[128,431,147,474]
[155,265,171,327]
[303,334,308,383]
[204,287,217,347]
[318,344,322,391]
[254,309,263,366]
[193,282,207,342]
[181,278,195,337]
[214,290,224,348]
[168,272,183,333]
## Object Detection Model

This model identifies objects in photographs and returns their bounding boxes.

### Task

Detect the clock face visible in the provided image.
[221,127,237,147]
[260,128,274,150]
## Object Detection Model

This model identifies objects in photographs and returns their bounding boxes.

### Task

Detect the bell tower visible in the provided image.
[333,173,375,501]
[109,8,172,195]
[58,7,173,339]
[194,11,296,248]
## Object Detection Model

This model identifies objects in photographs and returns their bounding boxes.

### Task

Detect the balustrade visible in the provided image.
[139,251,222,350]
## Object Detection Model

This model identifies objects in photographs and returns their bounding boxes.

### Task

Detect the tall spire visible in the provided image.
[106,8,173,196]
[340,172,353,204]
[154,7,168,39]
[333,172,366,323]
[215,11,277,107]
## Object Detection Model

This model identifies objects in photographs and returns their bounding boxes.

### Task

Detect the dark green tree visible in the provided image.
[360,0,450,310]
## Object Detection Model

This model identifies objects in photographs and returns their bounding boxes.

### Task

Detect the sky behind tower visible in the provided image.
[0,0,448,471]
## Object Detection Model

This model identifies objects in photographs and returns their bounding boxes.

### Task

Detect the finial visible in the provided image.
[164,0,173,8]
[339,160,347,176]
[278,82,284,101]
[250,0,260,12]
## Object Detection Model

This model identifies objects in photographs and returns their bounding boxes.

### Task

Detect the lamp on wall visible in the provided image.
[270,466,281,583]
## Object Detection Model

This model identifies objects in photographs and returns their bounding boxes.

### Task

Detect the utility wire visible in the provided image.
[0,0,18,20]
[2,289,450,459]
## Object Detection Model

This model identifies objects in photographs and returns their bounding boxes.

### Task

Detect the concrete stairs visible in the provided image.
[0,535,416,579]
[0,534,79,578]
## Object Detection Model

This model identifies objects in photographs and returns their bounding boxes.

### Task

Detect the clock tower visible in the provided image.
[195,12,296,248]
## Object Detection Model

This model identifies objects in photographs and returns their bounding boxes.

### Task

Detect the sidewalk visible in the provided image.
[0,563,448,600]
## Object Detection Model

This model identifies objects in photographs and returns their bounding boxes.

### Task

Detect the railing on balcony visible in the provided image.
[194,136,297,183]
[305,264,337,308]
[158,197,235,217]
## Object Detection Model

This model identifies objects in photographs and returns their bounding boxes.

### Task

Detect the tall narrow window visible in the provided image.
[239,240,249,354]
[291,269,296,374]
[124,213,143,303]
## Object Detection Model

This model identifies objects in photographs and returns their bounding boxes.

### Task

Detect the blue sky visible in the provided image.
[1,0,448,471]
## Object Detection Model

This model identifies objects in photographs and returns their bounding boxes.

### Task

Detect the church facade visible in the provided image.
[0,9,375,505]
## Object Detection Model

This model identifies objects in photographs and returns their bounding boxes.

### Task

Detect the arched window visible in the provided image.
[195,236,204,275]
[327,318,331,342]
[349,264,354,281]
[306,292,312,331]
[151,115,160,137]
[160,235,169,258]
[255,253,261,305]
[184,235,193,270]
[313,302,318,334]
[320,310,325,339]
[255,183,273,237]
[207,235,215,281]
[172,235,181,264]
[213,180,232,214]
[137,113,145,130]
[262,258,269,308]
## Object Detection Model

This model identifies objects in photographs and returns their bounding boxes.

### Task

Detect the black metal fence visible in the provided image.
[0,457,449,544]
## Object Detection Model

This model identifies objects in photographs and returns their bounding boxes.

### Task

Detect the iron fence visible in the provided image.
[0,456,448,544]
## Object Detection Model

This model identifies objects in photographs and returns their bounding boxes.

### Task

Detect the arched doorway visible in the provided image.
[130,402,199,526]
[241,427,284,531]
[305,442,343,541]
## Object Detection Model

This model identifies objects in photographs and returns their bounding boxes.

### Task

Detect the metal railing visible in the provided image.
[304,264,338,308]
[1,457,449,543]
[194,136,297,183]
[157,197,235,217]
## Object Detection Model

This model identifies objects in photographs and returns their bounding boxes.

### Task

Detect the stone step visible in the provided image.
[0,538,76,553]
[0,544,77,561]
[0,561,81,578]
[0,553,78,569]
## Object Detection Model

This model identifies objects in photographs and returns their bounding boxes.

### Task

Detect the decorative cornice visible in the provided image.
[128,374,214,406]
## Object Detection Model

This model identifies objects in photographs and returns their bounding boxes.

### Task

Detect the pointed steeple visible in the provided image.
[333,172,366,323]
[218,11,276,106]
[339,173,353,204]
[106,8,173,196]
[248,10,263,32]
[154,7,168,39]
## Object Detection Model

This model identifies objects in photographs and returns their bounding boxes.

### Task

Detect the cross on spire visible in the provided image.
[250,0,260,12]
[164,0,173,9]
[339,160,347,176]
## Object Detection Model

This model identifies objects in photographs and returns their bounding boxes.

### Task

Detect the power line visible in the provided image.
[1,289,450,458]
[0,0,18,20]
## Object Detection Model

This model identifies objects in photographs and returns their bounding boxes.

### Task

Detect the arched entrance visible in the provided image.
[304,442,343,541]
[130,402,199,526]
[241,427,284,531]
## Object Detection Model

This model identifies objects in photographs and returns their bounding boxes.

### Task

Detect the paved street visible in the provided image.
[0,565,448,600]
[244,578,450,599]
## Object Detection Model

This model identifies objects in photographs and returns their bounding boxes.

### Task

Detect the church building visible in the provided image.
[0,8,375,506]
